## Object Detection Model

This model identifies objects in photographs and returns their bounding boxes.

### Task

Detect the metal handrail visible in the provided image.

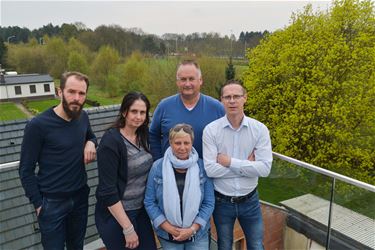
[273,152,375,192]
[0,161,19,170]
[1,152,374,192]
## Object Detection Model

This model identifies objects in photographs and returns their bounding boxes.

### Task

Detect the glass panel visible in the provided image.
[259,157,333,249]
[330,180,375,249]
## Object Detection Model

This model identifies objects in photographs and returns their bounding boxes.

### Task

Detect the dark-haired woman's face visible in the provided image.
[123,99,147,129]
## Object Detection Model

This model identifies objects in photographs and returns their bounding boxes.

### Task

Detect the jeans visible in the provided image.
[158,231,209,250]
[95,206,157,250]
[213,191,264,250]
[37,185,90,250]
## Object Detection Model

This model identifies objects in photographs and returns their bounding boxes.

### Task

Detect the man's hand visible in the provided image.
[84,140,96,164]
[36,206,42,216]
[248,150,255,161]
[217,153,231,167]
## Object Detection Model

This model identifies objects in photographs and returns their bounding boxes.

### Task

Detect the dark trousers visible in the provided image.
[37,185,90,250]
[95,206,157,250]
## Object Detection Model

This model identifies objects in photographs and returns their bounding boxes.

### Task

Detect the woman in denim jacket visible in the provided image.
[144,123,214,249]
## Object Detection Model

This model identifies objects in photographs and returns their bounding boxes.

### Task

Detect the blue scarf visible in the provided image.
[162,147,201,228]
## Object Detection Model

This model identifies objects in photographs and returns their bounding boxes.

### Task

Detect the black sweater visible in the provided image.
[95,128,128,220]
[19,108,97,208]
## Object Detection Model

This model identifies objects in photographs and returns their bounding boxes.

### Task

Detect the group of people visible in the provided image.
[19,60,273,250]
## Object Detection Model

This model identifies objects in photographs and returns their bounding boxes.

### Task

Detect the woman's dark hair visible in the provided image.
[111,91,151,152]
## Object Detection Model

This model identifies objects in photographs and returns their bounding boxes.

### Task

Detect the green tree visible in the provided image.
[106,72,121,97]
[0,37,7,66]
[45,37,68,78]
[225,57,236,81]
[7,44,47,73]
[67,51,89,74]
[243,0,375,183]
[117,51,149,91]
[198,56,226,99]
[90,45,120,89]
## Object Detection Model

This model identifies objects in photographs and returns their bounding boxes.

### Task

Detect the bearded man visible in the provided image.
[19,71,97,250]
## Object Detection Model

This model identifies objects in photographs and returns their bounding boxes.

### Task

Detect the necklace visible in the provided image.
[120,128,138,145]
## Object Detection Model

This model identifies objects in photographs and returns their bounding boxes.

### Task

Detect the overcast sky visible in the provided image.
[1,1,331,37]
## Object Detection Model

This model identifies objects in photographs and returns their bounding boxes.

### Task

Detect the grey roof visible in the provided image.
[0,104,121,250]
[0,105,120,164]
[281,194,375,250]
[1,74,53,86]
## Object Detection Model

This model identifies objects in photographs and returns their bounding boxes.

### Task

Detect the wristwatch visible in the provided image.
[190,226,197,235]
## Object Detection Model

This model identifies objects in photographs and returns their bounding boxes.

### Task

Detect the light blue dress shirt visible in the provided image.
[203,115,273,196]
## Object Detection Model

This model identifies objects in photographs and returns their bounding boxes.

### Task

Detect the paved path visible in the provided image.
[14,102,33,118]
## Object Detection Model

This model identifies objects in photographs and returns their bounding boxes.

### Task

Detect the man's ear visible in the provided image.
[57,88,62,98]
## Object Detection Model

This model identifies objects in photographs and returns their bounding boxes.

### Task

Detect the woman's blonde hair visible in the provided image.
[169,123,194,142]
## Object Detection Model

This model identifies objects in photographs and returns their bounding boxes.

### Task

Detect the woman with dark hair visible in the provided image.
[95,92,157,250]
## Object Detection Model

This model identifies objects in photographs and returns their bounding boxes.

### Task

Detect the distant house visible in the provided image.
[0,73,55,102]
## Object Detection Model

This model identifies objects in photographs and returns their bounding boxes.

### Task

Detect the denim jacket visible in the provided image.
[144,158,214,241]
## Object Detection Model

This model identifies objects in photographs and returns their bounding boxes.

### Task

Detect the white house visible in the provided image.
[0,73,55,102]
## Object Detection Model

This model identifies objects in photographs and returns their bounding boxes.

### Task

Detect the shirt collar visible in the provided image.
[222,115,248,130]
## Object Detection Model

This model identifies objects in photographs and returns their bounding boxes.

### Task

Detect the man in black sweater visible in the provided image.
[19,71,97,250]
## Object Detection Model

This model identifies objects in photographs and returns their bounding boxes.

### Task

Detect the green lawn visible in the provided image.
[25,98,95,115]
[25,99,60,114]
[87,85,123,106]
[0,102,28,121]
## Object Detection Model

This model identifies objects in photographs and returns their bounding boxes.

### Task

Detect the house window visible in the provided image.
[44,84,50,92]
[29,85,36,94]
[15,86,22,95]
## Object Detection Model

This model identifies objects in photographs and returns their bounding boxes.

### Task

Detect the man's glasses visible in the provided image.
[221,95,244,102]
[177,77,197,83]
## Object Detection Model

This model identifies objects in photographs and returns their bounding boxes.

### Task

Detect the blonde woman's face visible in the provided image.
[170,134,192,160]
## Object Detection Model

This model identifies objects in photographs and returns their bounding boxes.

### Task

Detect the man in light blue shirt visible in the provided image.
[203,80,272,250]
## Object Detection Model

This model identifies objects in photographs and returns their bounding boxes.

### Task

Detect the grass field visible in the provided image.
[24,99,60,114]
[87,85,123,106]
[0,102,28,121]
[25,98,94,115]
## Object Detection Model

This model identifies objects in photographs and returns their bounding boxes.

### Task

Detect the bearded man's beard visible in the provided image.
[62,94,84,120]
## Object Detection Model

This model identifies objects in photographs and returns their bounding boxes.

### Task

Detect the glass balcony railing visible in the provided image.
[255,152,375,250]
[1,153,374,250]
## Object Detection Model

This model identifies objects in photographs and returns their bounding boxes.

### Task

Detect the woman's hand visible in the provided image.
[124,231,139,249]
[160,221,179,237]
[173,227,194,241]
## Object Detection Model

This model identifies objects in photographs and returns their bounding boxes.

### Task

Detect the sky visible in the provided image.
[1,0,331,38]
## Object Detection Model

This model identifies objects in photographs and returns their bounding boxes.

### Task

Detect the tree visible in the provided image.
[90,45,120,89]
[225,57,236,81]
[45,37,68,78]
[60,23,79,41]
[198,56,226,99]
[243,0,375,183]
[0,37,7,66]
[117,51,149,91]
[67,51,89,74]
